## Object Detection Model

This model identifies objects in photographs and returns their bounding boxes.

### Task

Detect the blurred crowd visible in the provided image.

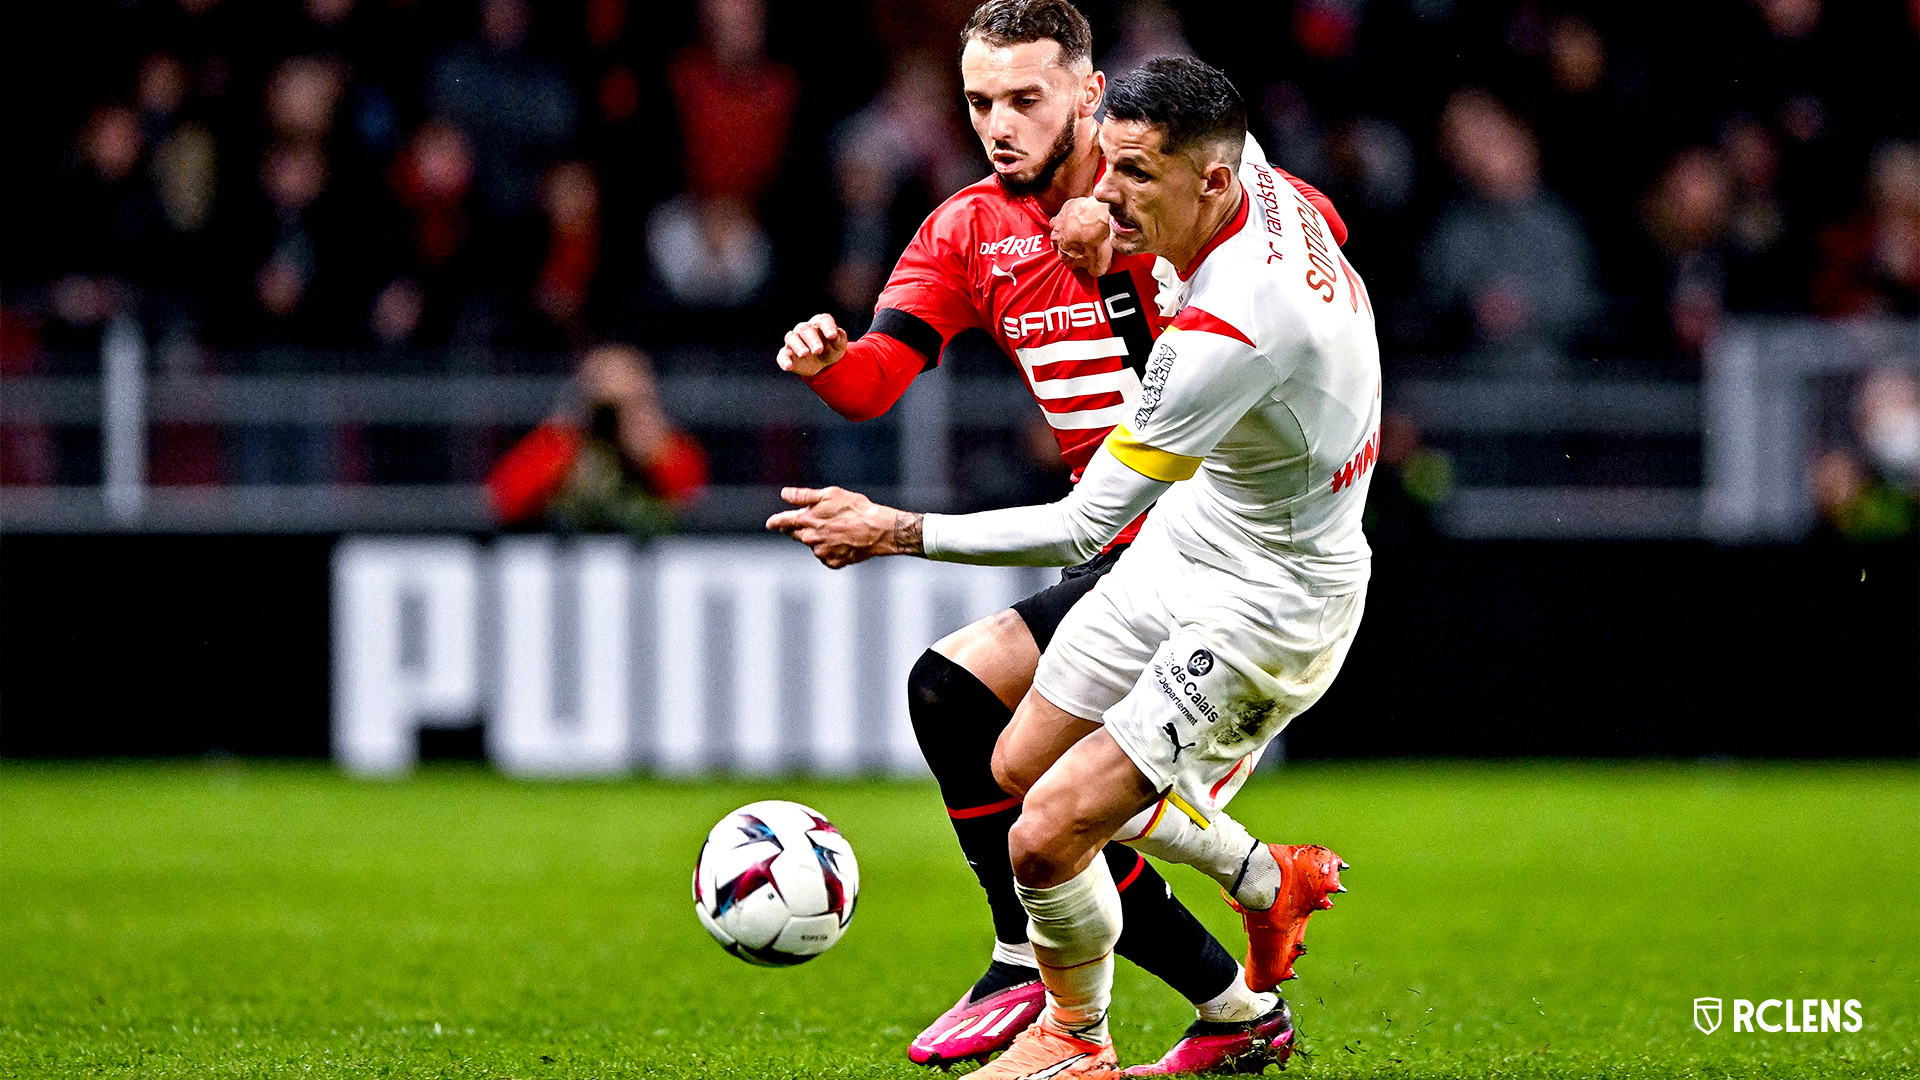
[7,0,1917,368]
[2,0,1918,510]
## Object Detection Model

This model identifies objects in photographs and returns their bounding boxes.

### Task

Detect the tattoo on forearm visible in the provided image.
[893,512,924,555]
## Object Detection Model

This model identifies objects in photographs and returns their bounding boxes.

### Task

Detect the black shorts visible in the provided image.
[1009,543,1131,653]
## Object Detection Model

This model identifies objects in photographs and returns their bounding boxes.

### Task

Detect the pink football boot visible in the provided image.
[1123,1000,1294,1076]
[908,977,1048,1066]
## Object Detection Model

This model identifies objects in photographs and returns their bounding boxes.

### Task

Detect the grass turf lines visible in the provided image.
[1,761,1914,1078]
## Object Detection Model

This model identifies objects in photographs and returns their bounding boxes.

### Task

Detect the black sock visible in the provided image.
[908,650,1030,949]
[1107,846,1241,1005]
[908,649,1240,1008]
[968,958,1040,1001]
[948,806,1031,945]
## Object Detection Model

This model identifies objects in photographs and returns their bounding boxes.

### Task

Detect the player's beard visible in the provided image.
[996,112,1079,199]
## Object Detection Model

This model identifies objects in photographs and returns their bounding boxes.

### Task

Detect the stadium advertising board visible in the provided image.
[331,536,1049,777]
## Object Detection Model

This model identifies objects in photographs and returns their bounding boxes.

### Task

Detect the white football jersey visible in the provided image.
[924,142,1381,596]
[1114,145,1381,594]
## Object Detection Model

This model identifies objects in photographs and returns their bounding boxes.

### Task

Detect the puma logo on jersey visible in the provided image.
[991,264,1016,281]
[1164,722,1198,762]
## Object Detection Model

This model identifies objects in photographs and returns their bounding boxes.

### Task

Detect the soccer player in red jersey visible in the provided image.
[775,3,1348,1072]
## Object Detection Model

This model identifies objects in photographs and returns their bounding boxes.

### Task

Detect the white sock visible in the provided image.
[1195,965,1279,1023]
[991,939,1037,969]
[1015,857,1122,1045]
[1119,801,1281,910]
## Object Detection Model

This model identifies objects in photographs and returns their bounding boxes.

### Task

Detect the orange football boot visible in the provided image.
[1226,843,1347,991]
[970,1019,1118,1080]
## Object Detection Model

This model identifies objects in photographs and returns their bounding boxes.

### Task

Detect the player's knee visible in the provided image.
[932,608,1035,705]
[1008,787,1099,886]
[1007,811,1067,885]
[906,649,951,718]
[933,607,1026,665]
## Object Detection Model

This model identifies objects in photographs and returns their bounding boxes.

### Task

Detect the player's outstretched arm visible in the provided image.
[771,439,1173,570]
[776,314,850,377]
[766,486,922,568]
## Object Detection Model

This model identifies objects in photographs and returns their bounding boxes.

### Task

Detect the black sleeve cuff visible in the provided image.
[869,307,944,372]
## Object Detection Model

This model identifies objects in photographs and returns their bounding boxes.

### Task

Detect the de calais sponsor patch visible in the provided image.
[1152,650,1221,727]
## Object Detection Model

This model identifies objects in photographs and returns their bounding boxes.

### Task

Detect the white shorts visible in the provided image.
[1033,524,1366,827]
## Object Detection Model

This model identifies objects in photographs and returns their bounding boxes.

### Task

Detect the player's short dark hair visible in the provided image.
[961,0,1093,68]
[1103,56,1247,164]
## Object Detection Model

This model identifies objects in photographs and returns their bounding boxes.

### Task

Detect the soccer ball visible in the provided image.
[693,799,859,966]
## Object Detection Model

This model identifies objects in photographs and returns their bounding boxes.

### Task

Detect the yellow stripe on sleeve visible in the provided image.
[1104,425,1203,482]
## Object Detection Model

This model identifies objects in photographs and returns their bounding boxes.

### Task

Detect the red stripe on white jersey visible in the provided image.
[1169,306,1255,347]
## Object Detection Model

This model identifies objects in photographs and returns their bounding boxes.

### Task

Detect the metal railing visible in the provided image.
[1390,375,1701,539]
[0,318,996,532]
[1705,319,1920,542]
[4,317,1915,539]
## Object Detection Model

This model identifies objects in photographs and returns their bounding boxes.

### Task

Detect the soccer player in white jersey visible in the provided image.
[776,3,1353,1073]
[770,56,1374,1078]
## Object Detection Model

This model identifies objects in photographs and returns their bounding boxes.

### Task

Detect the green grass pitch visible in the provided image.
[1,761,1914,1078]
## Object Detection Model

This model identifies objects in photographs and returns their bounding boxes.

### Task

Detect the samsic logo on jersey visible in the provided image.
[1001,292,1139,340]
[979,234,1049,258]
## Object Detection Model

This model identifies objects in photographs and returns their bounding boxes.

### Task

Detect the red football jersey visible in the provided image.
[808,173,1168,545]
[801,166,1346,549]
[878,176,1172,465]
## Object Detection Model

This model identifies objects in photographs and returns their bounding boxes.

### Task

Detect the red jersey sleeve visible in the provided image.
[1277,168,1348,247]
[800,332,933,422]
[873,209,983,350]
[801,202,983,422]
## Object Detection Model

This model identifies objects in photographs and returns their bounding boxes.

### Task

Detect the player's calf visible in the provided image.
[906,644,1051,1064]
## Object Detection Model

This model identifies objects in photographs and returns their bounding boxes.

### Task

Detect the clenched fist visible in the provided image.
[776,314,850,377]
[1051,196,1114,277]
